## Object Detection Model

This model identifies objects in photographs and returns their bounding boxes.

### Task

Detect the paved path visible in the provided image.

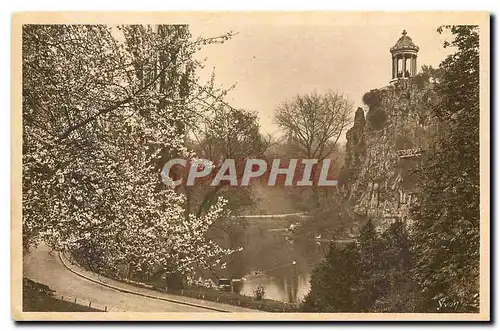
[23,244,256,312]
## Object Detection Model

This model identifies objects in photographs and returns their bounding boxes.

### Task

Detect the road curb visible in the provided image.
[58,252,229,312]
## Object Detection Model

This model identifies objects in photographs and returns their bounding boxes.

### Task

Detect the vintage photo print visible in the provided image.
[11,11,490,321]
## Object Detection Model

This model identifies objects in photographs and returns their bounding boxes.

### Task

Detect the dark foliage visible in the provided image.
[366,106,387,130]
[302,25,481,314]
[411,25,480,312]
[302,242,361,312]
[362,90,381,107]
[301,220,415,312]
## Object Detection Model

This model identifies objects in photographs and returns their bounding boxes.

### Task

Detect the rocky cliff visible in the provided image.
[341,77,439,231]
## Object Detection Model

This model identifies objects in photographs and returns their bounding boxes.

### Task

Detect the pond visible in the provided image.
[223,218,329,303]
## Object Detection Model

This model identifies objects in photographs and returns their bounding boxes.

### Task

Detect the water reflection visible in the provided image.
[225,222,329,303]
[239,266,312,303]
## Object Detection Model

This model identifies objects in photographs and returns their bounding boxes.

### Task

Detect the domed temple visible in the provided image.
[390,30,419,81]
[340,29,438,232]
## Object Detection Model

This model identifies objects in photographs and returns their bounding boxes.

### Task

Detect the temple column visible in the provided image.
[402,54,406,77]
[396,55,399,77]
[391,56,394,79]
[392,56,397,79]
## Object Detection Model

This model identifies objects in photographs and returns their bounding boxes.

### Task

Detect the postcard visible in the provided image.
[11,11,490,321]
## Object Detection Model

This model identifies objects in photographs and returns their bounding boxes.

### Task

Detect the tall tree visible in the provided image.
[188,106,271,267]
[301,243,360,312]
[411,26,480,312]
[275,91,352,207]
[356,219,386,311]
[22,24,236,282]
[191,106,270,218]
[373,220,421,312]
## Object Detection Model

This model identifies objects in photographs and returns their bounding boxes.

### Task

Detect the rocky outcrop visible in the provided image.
[341,77,438,231]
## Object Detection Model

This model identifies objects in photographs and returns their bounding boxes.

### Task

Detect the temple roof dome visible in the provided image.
[390,30,419,54]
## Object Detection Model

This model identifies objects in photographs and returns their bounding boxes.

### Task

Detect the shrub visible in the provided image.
[366,106,386,130]
[253,284,266,300]
[362,90,381,107]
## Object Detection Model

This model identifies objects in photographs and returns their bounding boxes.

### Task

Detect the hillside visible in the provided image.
[340,77,440,231]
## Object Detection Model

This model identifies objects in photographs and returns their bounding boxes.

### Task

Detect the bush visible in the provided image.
[366,106,386,130]
[253,284,266,300]
[362,90,381,107]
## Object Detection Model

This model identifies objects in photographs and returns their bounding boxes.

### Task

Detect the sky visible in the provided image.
[189,17,454,137]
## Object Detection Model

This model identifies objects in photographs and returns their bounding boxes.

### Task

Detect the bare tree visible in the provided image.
[184,107,271,257]
[190,106,271,217]
[275,90,353,206]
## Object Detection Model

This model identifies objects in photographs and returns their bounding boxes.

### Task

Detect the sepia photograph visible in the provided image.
[11,11,490,321]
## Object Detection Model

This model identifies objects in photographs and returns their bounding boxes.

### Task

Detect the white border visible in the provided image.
[3,1,498,330]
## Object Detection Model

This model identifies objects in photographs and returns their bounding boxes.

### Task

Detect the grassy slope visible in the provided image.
[23,278,100,312]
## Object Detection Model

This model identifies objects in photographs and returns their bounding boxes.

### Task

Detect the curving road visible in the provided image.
[23,244,255,312]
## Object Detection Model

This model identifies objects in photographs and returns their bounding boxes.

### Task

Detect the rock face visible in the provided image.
[341,77,438,231]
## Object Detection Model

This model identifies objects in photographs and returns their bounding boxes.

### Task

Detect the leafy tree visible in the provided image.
[356,219,386,311]
[302,219,419,313]
[373,220,422,312]
[380,221,412,273]
[421,64,444,83]
[411,25,480,312]
[301,220,382,313]
[301,243,360,312]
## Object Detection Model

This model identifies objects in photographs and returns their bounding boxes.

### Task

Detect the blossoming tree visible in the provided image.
[22,24,236,281]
